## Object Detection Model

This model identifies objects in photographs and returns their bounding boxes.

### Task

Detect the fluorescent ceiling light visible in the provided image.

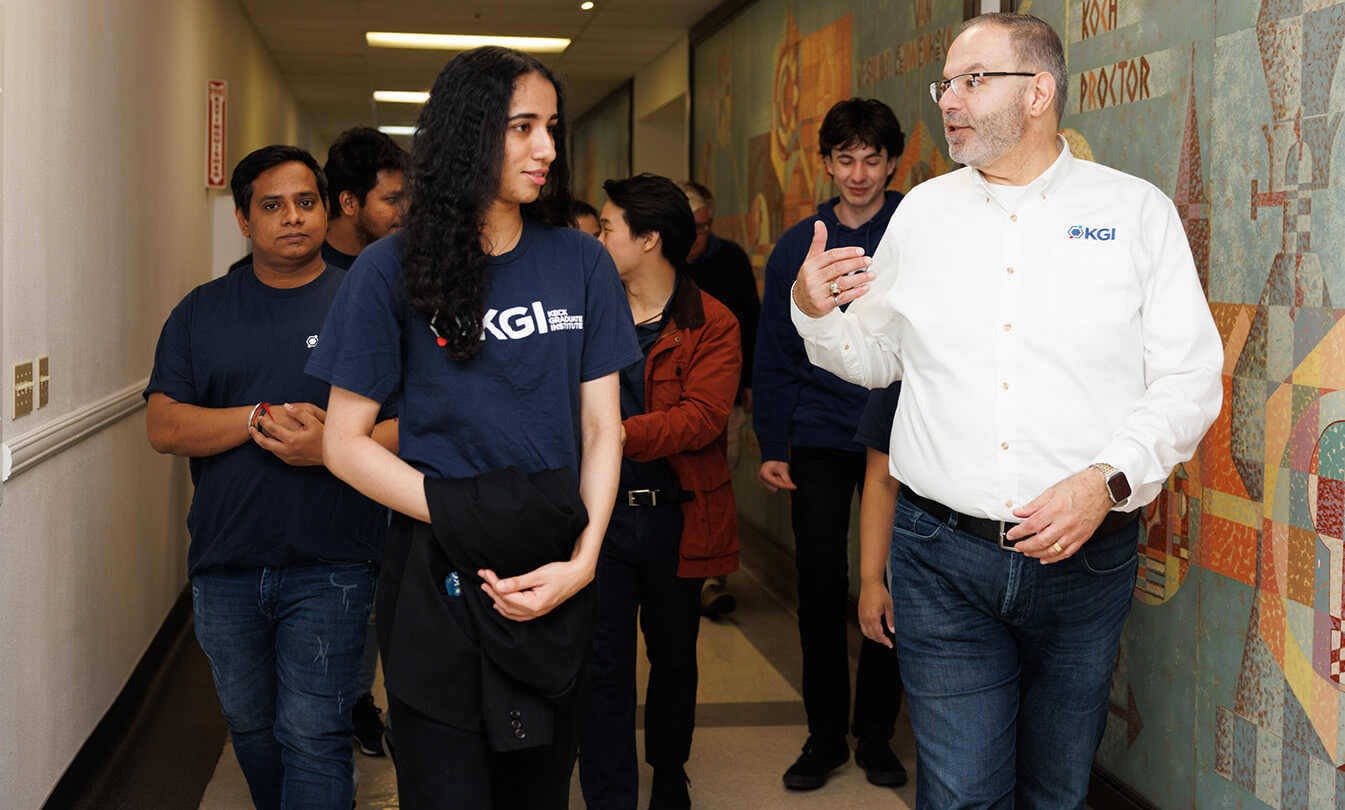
[374,91,430,104]
[366,32,570,53]
[378,126,418,136]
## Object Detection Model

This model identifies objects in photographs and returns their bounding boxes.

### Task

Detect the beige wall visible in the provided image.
[0,0,313,804]
[631,37,688,182]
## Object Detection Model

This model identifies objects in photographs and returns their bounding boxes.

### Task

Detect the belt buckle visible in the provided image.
[627,489,655,507]
[998,521,1014,551]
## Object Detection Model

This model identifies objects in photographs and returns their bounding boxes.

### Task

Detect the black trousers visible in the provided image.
[579,501,703,809]
[789,445,903,741]
[387,688,586,810]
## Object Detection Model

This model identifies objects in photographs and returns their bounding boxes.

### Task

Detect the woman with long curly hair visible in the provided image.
[308,47,638,808]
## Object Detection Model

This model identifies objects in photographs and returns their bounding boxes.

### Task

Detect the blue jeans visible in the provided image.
[192,562,376,810]
[889,495,1139,810]
[357,595,378,695]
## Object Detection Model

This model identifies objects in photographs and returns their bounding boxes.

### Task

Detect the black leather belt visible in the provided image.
[622,488,692,507]
[901,490,1136,550]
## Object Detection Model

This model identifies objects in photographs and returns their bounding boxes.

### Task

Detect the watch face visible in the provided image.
[1110,472,1132,503]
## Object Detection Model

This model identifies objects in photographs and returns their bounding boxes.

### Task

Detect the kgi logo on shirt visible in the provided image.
[1066,225,1117,241]
[305,335,319,349]
[481,301,584,341]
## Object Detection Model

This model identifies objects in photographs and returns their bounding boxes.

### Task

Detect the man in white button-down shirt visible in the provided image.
[791,13,1223,810]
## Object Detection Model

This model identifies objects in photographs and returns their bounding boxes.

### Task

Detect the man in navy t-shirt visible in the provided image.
[851,382,905,733]
[145,145,397,809]
[318,125,408,758]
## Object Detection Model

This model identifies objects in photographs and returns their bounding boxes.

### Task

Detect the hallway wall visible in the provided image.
[683,0,1345,808]
[573,87,632,208]
[572,36,692,207]
[632,38,690,182]
[0,0,314,805]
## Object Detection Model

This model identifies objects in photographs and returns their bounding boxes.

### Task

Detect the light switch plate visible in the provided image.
[37,356,49,408]
[12,362,33,418]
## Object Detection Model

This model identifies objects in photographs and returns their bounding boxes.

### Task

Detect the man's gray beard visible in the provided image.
[946,103,1027,168]
[947,138,977,166]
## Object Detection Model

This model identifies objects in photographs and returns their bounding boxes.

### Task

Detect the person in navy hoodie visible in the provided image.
[753,98,908,791]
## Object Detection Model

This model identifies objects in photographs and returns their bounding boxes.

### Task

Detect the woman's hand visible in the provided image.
[858,580,894,648]
[478,560,596,622]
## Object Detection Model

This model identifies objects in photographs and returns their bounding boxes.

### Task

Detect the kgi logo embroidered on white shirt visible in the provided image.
[1066,225,1118,241]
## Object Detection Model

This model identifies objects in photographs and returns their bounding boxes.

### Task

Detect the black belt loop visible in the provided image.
[901,490,1135,549]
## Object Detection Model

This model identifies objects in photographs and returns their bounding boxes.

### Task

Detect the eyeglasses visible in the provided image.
[929,72,1039,103]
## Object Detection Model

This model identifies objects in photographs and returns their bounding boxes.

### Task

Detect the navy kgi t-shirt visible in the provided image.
[853,380,903,453]
[307,219,640,481]
[144,266,390,575]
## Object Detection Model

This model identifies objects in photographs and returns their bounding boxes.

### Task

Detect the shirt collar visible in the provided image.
[969,134,1074,202]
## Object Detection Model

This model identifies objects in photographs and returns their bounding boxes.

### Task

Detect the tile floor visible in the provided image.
[198,569,918,809]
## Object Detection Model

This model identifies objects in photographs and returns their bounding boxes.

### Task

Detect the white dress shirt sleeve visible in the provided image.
[1093,195,1224,506]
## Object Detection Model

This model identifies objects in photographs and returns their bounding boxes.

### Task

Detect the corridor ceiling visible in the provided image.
[238,0,726,145]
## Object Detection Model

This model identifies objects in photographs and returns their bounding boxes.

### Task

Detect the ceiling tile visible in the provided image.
[238,0,720,145]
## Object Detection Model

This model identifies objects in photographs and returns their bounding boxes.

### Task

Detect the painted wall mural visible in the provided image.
[571,89,631,209]
[690,0,1345,806]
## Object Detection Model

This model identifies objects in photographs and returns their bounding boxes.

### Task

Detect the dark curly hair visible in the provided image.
[324,126,406,214]
[404,47,574,361]
[818,98,906,186]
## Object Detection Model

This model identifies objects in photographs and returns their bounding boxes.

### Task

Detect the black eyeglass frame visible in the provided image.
[928,72,1039,103]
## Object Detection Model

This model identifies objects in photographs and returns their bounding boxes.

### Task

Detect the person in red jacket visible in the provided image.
[578,173,742,810]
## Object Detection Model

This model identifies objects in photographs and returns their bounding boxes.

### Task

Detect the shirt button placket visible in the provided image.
[996,207,1021,513]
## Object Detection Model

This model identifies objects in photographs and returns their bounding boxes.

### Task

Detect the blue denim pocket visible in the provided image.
[893,498,945,542]
[1080,521,1140,575]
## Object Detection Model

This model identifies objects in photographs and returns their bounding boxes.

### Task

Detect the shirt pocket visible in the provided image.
[646,341,688,409]
[1040,244,1141,326]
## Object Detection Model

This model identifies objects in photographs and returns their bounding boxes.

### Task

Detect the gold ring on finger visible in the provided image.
[1052,541,1064,554]
[828,280,841,296]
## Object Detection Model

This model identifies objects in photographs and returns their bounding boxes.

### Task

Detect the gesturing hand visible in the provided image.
[1005,468,1114,563]
[791,220,875,318]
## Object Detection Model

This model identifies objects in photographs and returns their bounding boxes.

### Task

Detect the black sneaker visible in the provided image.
[855,736,907,786]
[782,735,849,790]
[649,766,691,809]
[352,693,386,757]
